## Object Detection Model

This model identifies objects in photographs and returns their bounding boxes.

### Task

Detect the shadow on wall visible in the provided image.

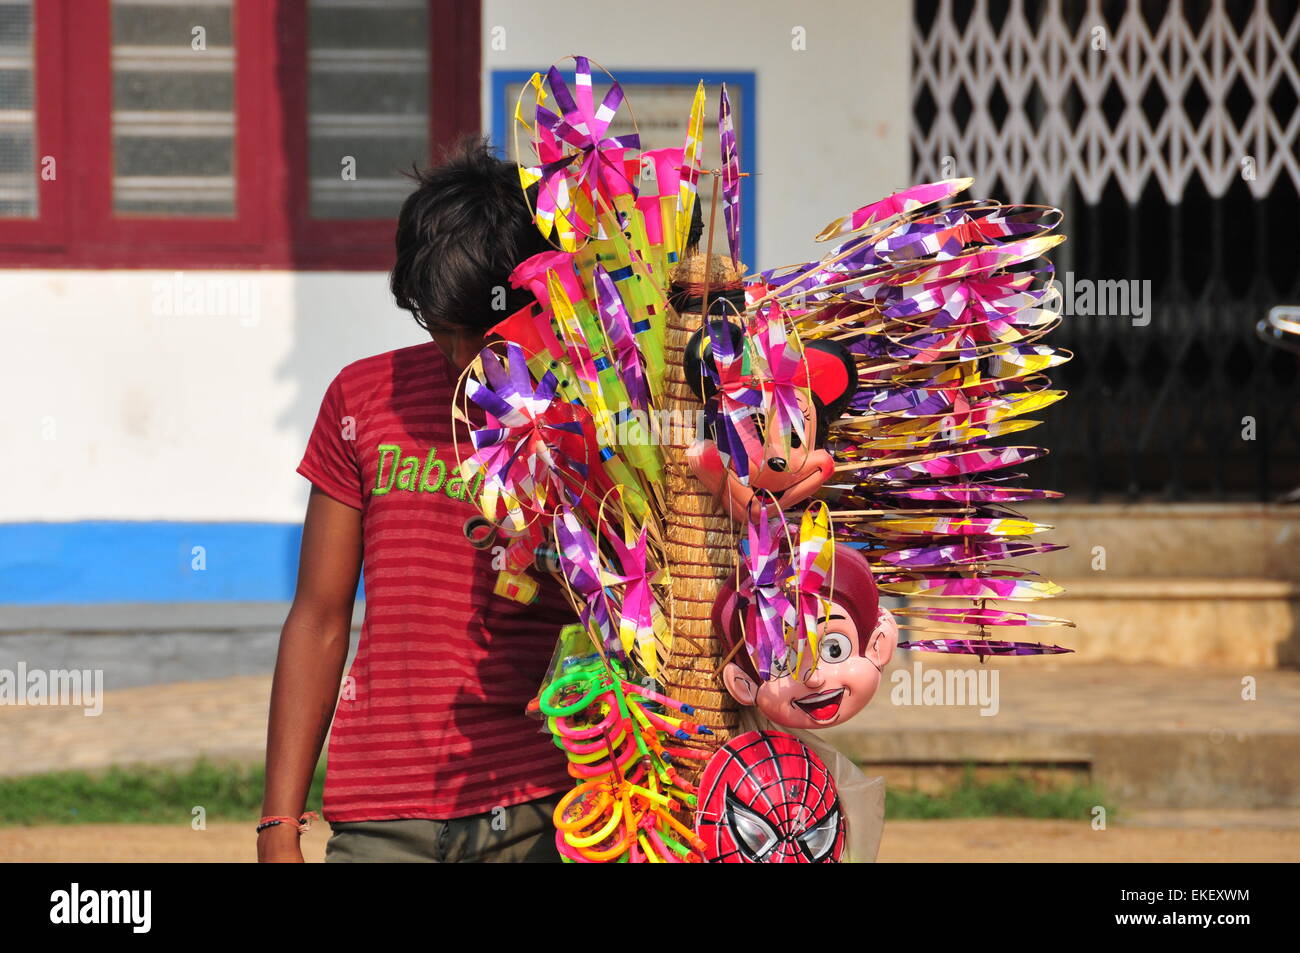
[274,272,427,585]
[276,271,425,452]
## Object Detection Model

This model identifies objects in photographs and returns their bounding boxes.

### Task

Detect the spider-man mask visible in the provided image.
[695,730,845,863]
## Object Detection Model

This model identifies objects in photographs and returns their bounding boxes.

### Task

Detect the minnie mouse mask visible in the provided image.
[712,543,898,731]
[684,319,857,523]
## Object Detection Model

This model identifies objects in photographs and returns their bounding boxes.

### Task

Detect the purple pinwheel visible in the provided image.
[526,56,640,247]
[554,506,620,660]
[593,263,650,411]
[736,509,793,680]
[461,343,590,531]
[896,639,1074,657]
[880,539,1067,568]
[718,82,741,265]
[698,319,764,484]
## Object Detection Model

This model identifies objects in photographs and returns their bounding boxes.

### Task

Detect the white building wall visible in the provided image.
[483,0,914,270]
[0,1,912,526]
[0,270,425,522]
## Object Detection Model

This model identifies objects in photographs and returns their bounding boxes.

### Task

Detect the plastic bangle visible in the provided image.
[553,783,611,832]
[539,670,606,717]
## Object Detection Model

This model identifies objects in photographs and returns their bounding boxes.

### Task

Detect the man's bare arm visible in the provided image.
[258,487,362,862]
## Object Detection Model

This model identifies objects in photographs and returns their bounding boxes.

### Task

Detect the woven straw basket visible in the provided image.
[657,252,748,786]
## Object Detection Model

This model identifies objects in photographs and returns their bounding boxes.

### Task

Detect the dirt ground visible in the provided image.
[1,818,1298,862]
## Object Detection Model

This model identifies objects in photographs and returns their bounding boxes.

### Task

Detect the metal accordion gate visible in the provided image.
[910,0,1300,501]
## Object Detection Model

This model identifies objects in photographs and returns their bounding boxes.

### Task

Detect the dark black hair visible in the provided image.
[390,136,551,333]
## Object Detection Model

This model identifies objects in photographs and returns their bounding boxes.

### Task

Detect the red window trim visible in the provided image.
[0,0,481,270]
[5,0,68,251]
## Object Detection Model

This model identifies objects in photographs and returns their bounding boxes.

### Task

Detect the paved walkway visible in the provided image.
[2,661,1299,809]
[0,675,274,776]
[3,815,1298,862]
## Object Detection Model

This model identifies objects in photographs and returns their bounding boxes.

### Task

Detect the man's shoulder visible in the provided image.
[334,340,448,391]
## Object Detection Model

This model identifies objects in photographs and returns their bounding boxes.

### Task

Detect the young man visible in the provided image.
[258,138,574,863]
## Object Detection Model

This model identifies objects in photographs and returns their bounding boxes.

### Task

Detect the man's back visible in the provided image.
[298,341,573,822]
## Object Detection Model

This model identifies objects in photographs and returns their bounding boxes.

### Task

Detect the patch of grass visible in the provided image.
[0,760,1108,826]
[0,759,325,826]
[885,767,1113,820]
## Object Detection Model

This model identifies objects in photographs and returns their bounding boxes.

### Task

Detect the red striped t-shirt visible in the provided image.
[297,341,574,821]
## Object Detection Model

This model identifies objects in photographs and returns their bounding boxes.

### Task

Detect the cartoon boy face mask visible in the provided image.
[712,543,898,730]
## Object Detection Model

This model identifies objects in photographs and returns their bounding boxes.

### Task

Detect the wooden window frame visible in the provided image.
[0,0,481,269]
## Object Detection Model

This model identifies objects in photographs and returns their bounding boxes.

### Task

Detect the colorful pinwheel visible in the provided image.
[518,56,640,249]
[676,81,706,253]
[785,503,835,679]
[745,304,812,455]
[554,505,620,658]
[814,178,974,242]
[593,263,650,411]
[735,507,792,681]
[698,318,765,484]
[718,82,741,265]
[461,343,591,533]
[878,573,1064,602]
[602,520,667,678]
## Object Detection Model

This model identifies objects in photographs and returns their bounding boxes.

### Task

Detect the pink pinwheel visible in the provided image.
[815,178,974,242]
[525,57,640,247]
[461,343,590,532]
[884,271,1043,336]
[745,303,812,454]
[735,507,793,680]
[879,573,1063,602]
[784,504,835,679]
[869,445,1046,482]
[875,484,1063,503]
[553,506,620,659]
[602,522,666,678]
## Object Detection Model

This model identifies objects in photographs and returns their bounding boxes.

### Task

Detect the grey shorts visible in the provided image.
[324,794,564,863]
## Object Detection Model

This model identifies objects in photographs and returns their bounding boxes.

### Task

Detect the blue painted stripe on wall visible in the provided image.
[0,522,307,605]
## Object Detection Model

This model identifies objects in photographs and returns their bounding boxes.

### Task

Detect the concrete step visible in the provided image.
[1017,503,1300,582]
[0,602,361,689]
[954,576,1300,668]
[825,659,1300,809]
[1000,504,1300,666]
